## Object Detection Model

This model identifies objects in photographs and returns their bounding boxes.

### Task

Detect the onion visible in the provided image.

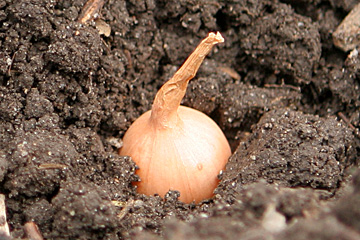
[119,32,231,203]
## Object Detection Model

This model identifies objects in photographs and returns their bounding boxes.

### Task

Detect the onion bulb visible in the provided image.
[119,32,231,203]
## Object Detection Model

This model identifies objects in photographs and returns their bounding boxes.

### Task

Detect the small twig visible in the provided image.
[24,221,44,240]
[264,83,301,92]
[270,95,289,105]
[101,38,111,52]
[38,163,68,170]
[217,66,241,80]
[337,112,360,139]
[116,199,134,220]
[7,51,16,76]
[0,195,10,237]
[338,112,356,131]
[77,0,105,24]
[124,49,133,70]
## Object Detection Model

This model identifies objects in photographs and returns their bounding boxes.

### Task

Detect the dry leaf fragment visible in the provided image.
[78,0,105,24]
[333,2,360,51]
[95,18,111,37]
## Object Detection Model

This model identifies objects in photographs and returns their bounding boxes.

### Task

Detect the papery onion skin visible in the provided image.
[120,106,231,203]
[119,32,231,203]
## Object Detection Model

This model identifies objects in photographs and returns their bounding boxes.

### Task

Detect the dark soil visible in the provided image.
[1,0,360,239]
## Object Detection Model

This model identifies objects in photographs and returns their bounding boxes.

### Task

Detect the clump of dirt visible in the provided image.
[50,181,118,239]
[1,0,360,239]
[217,108,356,202]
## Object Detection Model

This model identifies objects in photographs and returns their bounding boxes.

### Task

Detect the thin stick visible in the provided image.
[38,163,68,169]
[7,51,16,76]
[0,194,9,237]
[337,112,360,139]
[151,32,224,127]
[338,112,356,131]
[116,199,134,220]
[264,83,301,92]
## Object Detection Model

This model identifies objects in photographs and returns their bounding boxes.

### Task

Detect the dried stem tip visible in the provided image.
[151,32,224,127]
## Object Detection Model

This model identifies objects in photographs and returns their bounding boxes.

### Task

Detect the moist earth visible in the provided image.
[0,0,360,239]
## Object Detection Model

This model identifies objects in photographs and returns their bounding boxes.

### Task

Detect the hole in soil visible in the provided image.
[215,10,230,31]
[46,185,61,202]
[263,4,275,14]
[1,75,10,86]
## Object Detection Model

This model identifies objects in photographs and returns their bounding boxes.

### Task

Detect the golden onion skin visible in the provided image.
[119,106,231,203]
